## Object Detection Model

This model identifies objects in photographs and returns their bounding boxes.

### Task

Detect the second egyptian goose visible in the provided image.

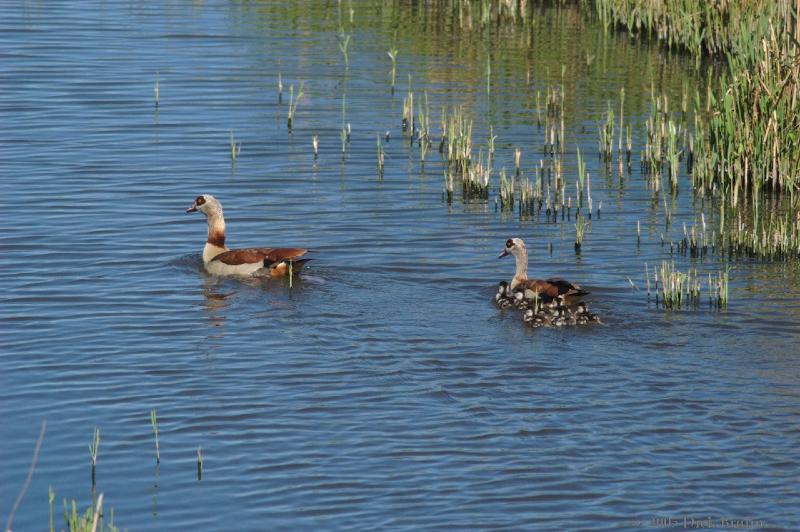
[186,194,310,277]
[498,238,587,301]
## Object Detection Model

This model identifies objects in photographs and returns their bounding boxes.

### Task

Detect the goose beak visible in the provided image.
[186,203,197,213]
[498,249,509,258]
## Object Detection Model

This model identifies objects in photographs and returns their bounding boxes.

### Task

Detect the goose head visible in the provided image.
[498,237,527,259]
[186,194,223,217]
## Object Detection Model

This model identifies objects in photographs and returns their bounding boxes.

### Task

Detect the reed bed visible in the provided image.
[645,261,732,309]
[595,0,800,260]
[463,148,490,200]
[652,261,701,309]
[442,105,473,174]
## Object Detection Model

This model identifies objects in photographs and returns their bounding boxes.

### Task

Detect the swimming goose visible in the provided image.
[186,194,310,277]
[498,238,588,301]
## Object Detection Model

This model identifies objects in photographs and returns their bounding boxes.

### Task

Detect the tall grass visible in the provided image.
[595,0,800,258]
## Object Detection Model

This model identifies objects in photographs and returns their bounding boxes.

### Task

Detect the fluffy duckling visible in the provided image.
[523,308,548,328]
[512,290,530,310]
[495,281,514,309]
[550,306,572,327]
[575,301,600,324]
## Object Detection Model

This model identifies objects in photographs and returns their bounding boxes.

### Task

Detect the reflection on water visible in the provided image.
[0,1,798,530]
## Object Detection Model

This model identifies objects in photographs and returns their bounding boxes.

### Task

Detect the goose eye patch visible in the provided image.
[506,239,514,248]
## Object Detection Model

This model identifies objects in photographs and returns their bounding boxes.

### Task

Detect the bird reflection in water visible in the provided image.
[202,278,231,337]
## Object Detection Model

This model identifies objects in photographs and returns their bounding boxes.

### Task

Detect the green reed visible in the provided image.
[49,486,55,532]
[229,131,241,161]
[443,105,473,173]
[576,145,586,207]
[654,261,701,309]
[340,94,347,155]
[598,102,614,162]
[463,148,490,200]
[377,134,385,177]
[574,213,588,252]
[89,427,99,486]
[197,447,203,481]
[150,408,160,464]
[498,167,514,211]
[443,169,454,204]
[387,47,398,93]
[337,29,351,67]
[417,90,431,162]
[63,494,118,532]
[287,82,304,130]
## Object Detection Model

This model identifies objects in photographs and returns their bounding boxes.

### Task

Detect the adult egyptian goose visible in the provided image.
[498,237,587,301]
[186,194,310,277]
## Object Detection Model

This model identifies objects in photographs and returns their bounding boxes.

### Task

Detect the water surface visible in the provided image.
[1,1,799,529]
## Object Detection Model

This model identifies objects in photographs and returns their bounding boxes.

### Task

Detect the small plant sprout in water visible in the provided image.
[154,72,159,108]
[312,135,319,158]
[402,76,414,134]
[417,90,431,162]
[89,426,100,486]
[49,485,55,532]
[443,170,454,204]
[197,447,203,481]
[486,53,491,95]
[150,408,160,464]
[618,87,624,153]
[376,134,385,177]
[341,94,347,155]
[288,258,293,289]
[514,148,522,175]
[637,219,641,246]
[287,81,304,131]
[598,102,615,162]
[575,214,588,252]
[229,132,241,161]
[277,71,283,104]
[710,267,730,309]
[387,47,398,93]
[576,145,586,207]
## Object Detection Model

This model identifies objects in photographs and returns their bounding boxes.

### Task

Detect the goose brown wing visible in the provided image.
[520,279,562,299]
[210,247,308,266]
[545,277,589,296]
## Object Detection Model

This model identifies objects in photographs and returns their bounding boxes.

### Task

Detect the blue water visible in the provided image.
[1,1,799,529]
